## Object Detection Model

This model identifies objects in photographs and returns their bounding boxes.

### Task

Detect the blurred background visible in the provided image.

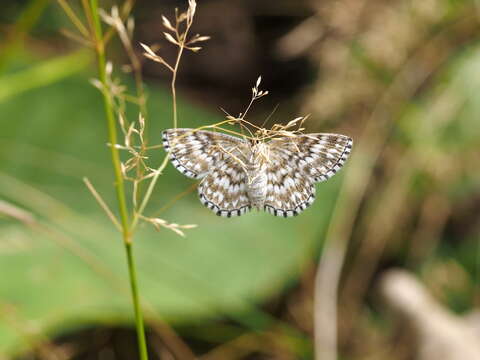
[1,0,480,359]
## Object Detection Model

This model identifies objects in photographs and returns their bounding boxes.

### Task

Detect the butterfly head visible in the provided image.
[248,138,260,147]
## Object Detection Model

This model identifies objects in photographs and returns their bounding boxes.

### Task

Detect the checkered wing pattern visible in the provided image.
[162,129,248,179]
[198,156,252,217]
[162,128,252,217]
[263,133,353,217]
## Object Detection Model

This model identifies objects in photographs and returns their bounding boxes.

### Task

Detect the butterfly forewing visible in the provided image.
[268,133,352,182]
[162,129,249,179]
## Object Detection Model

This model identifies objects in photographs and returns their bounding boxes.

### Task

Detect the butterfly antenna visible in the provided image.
[219,107,244,138]
[239,120,255,140]
[260,103,280,130]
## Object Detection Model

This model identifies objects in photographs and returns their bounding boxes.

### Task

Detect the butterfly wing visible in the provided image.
[162,128,249,179]
[263,133,352,217]
[163,128,252,217]
[198,155,252,217]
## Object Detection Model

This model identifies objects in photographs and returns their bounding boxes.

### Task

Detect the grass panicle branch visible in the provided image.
[141,0,209,128]
[133,0,209,228]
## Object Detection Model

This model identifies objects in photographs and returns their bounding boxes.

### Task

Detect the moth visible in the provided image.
[162,128,352,217]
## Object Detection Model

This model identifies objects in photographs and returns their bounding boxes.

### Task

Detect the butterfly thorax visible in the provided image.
[245,143,269,209]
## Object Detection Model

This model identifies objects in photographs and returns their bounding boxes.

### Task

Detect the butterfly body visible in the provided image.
[244,143,269,209]
[162,128,352,217]
[246,166,268,210]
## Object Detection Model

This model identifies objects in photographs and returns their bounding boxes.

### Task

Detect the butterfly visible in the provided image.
[162,128,352,217]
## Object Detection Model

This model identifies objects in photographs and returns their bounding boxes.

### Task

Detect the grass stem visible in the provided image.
[171,46,184,129]
[89,1,149,359]
[125,238,149,360]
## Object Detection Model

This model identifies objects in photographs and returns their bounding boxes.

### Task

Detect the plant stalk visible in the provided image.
[171,45,184,129]
[125,236,149,360]
[89,1,148,359]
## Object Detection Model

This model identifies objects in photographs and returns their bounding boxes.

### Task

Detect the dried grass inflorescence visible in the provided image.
[219,76,309,144]
[58,0,205,237]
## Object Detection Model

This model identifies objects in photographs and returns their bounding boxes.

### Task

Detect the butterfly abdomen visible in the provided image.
[246,166,268,209]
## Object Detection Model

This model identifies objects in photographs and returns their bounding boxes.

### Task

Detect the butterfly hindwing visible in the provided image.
[263,156,316,217]
[198,156,252,217]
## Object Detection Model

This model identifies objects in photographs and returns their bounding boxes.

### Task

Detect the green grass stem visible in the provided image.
[88,1,149,359]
